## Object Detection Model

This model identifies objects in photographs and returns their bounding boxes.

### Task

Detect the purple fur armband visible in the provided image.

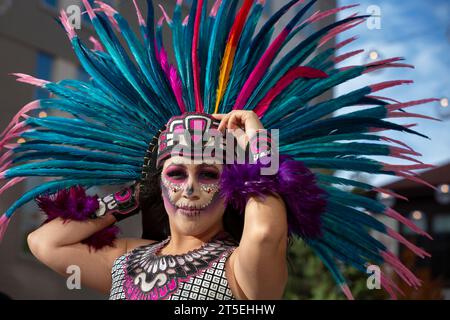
[219,154,327,238]
[35,186,119,250]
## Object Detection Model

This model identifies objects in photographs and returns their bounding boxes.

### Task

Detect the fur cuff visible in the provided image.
[220,154,326,238]
[35,186,119,250]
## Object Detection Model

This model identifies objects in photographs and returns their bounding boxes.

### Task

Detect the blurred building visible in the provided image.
[373,162,450,299]
[0,0,335,299]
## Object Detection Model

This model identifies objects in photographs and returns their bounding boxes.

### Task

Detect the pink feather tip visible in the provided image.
[335,35,359,50]
[386,227,431,259]
[158,4,172,24]
[0,214,10,242]
[370,80,414,93]
[182,15,190,25]
[340,284,354,300]
[0,150,13,168]
[94,1,118,15]
[210,0,223,17]
[384,207,433,240]
[333,49,364,64]
[132,0,146,26]
[0,177,26,196]
[306,4,360,25]
[82,0,96,19]
[0,100,40,140]
[386,98,440,112]
[0,160,12,175]
[59,9,76,40]
[10,73,50,87]
[89,36,104,51]
[387,111,441,122]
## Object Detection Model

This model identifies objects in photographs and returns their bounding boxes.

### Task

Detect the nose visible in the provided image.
[182,179,200,200]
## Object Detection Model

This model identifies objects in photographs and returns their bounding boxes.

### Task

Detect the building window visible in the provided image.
[35,52,54,99]
[433,214,450,234]
[41,0,57,8]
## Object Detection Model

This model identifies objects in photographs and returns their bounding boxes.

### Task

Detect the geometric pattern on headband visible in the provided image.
[156,113,226,167]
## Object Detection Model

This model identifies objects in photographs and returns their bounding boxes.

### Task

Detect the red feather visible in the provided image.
[254,66,328,117]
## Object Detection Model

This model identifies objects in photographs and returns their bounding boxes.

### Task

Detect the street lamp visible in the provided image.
[436,97,450,119]
[376,190,396,208]
[435,183,450,205]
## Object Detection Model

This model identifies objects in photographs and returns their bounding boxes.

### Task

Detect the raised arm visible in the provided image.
[27,214,127,294]
[27,184,151,294]
[235,194,289,299]
[215,110,289,299]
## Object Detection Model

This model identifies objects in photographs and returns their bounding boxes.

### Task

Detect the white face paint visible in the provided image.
[161,157,225,221]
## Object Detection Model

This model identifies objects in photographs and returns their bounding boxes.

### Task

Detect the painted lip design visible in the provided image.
[177,205,204,216]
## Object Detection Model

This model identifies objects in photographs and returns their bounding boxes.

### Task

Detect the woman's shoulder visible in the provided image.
[110,238,161,268]
[124,238,160,253]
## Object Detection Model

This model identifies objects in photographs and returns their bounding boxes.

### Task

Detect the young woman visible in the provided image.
[27,111,289,300]
[0,0,432,300]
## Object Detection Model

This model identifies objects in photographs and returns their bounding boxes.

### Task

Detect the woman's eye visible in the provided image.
[199,171,219,180]
[166,170,186,179]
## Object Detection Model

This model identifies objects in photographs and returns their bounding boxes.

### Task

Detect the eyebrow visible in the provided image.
[166,163,219,170]
[167,163,186,168]
[198,163,219,169]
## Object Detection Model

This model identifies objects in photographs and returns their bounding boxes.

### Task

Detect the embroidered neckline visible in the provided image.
[122,230,238,300]
[152,230,233,257]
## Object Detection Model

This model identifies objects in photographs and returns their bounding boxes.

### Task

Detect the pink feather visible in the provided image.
[302,4,360,26]
[254,66,328,117]
[192,0,204,112]
[11,73,50,87]
[233,28,291,110]
[89,36,104,51]
[159,47,170,78]
[369,80,414,93]
[340,284,354,300]
[381,251,422,288]
[0,150,13,168]
[169,66,186,113]
[59,9,76,40]
[0,100,39,139]
[384,207,433,240]
[0,214,11,243]
[386,98,440,112]
[0,177,26,196]
[132,0,146,26]
[333,49,364,64]
[319,15,365,48]
[335,35,359,50]
[387,111,441,121]
[210,0,223,17]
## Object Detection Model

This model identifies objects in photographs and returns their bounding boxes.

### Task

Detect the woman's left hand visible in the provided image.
[213,111,264,150]
[214,110,264,132]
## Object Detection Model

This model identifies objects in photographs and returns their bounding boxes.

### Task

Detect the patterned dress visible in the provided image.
[109,231,238,300]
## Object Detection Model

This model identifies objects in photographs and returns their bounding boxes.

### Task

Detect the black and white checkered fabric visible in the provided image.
[109,240,237,300]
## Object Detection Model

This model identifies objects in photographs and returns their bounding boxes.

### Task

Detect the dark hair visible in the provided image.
[138,166,245,243]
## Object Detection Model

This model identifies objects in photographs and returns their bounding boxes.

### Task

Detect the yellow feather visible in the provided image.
[214,36,238,114]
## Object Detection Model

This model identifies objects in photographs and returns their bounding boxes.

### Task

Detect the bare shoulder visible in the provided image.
[124,238,159,253]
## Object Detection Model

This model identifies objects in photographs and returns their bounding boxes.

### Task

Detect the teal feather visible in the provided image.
[21,131,144,157]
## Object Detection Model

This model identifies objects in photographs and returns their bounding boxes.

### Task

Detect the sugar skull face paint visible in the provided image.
[160,156,224,219]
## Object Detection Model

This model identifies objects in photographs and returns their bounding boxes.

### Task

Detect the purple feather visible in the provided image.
[220,154,327,238]
[35,185,119,250]
[81,225,120,251]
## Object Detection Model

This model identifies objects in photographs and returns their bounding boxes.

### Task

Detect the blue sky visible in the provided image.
[335,0,450,186]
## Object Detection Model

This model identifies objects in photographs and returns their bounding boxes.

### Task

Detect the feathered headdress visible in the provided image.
[0,0,437,299]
